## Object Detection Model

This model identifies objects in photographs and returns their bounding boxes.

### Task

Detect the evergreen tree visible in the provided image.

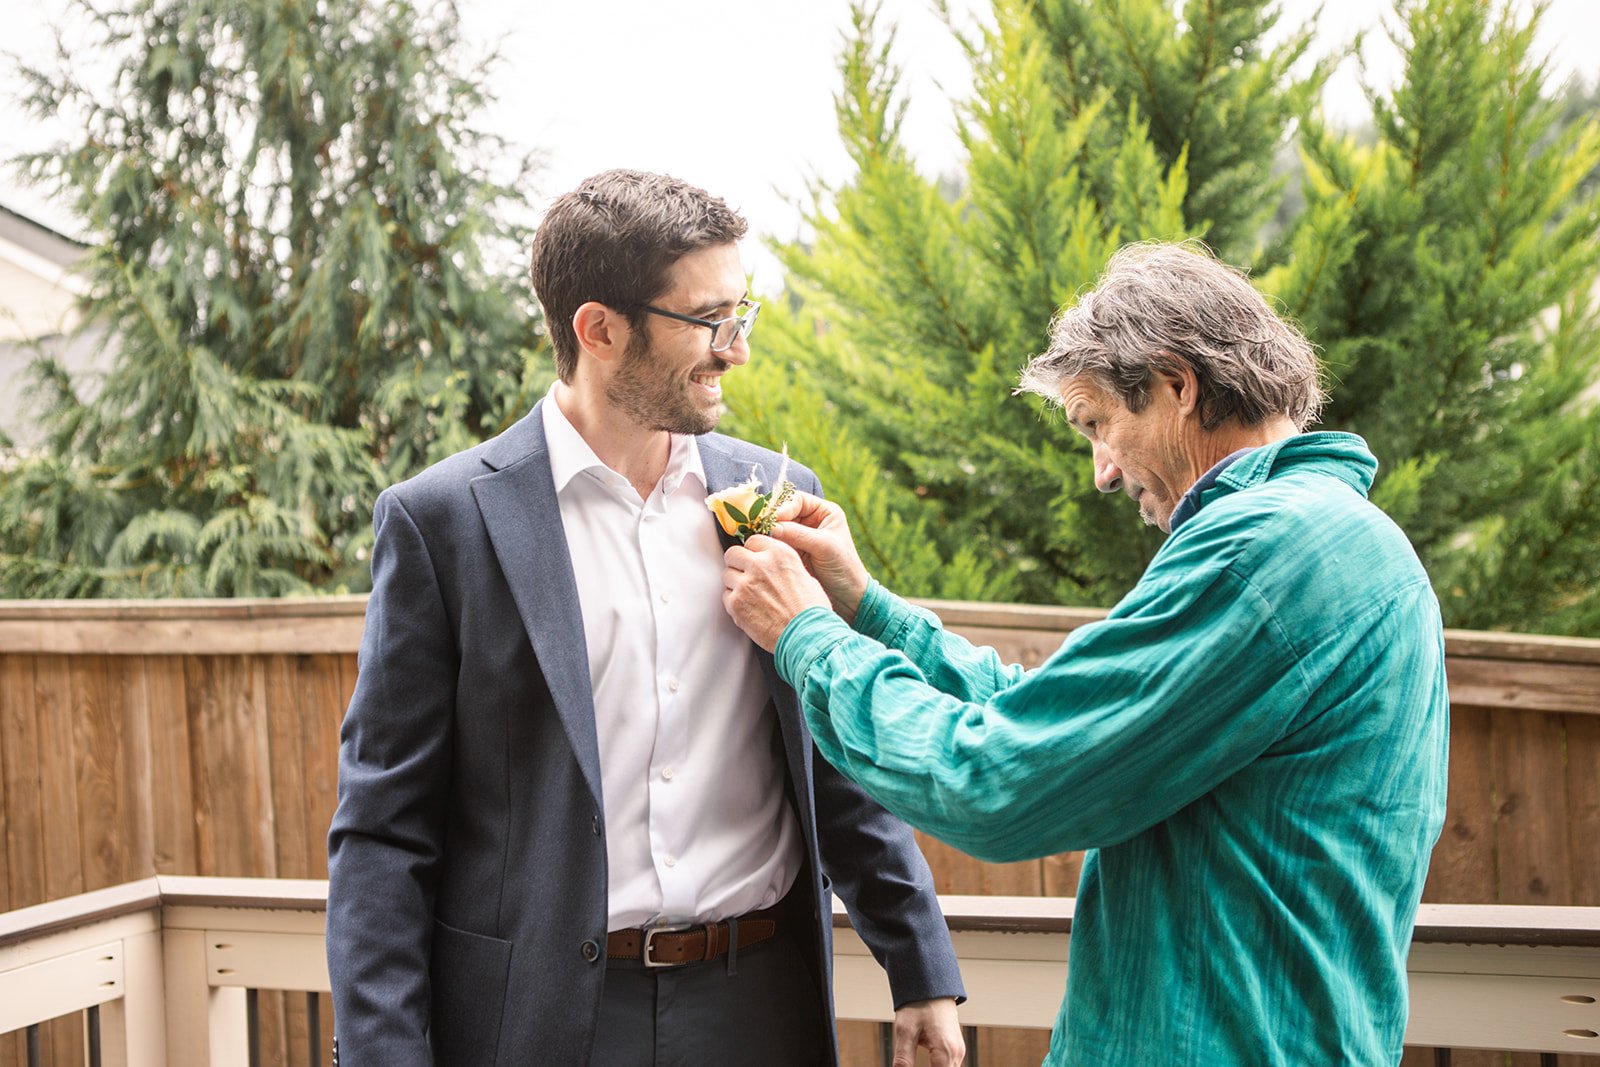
[726,0,1327,604]
[0,0,546,597]
[1268,0,1600,634]
[729,0,1600,635]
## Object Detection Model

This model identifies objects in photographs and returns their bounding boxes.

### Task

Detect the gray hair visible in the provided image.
[1019,241,1325,431]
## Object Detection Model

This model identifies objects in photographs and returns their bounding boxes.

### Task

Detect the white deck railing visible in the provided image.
[3,878,1599,1064]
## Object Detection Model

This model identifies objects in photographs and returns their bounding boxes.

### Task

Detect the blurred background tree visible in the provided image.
[0,0,548,597]
[726,0,1600,636]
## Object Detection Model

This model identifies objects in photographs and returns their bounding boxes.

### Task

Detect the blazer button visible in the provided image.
[592,815,602,837]
[580,939,601,963]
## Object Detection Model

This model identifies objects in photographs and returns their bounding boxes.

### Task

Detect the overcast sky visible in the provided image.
[3,0,1597,288]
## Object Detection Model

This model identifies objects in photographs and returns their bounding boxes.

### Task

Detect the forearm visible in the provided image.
[848,581,1029,703]
[778,569,1309,861]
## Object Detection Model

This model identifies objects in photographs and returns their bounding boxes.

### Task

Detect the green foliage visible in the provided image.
[1,0,547,597]
[729,0,1600,635]
[727,0,1321,605]
[1268,0,1600,634]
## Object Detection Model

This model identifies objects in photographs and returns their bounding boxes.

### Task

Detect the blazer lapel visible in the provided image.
[698,437,817,819]
[471,400,602,809]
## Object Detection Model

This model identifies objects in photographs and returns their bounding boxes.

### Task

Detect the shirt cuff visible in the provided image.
[852,579,926,646]
[775,606,856,689]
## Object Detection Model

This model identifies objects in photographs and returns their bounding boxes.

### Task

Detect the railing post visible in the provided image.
[162,926,248,1066]
[102,927,168,1067]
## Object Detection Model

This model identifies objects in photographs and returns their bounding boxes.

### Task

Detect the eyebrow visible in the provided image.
[688,291,749,317]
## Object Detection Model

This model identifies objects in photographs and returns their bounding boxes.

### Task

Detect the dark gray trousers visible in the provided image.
[589,930,828,1066]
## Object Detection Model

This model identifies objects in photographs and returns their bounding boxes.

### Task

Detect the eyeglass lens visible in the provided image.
[711,304,759,351]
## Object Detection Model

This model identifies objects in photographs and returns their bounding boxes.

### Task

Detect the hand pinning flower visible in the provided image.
[706,445,796,541]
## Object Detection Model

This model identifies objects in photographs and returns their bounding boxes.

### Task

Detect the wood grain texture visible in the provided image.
[1424,706,1498,904]
[1492,709,1572,906]
[0,656,43,911]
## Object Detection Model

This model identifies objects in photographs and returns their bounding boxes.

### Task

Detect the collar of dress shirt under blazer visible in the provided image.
[468,397,807,818]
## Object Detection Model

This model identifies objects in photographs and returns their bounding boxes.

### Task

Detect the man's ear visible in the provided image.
[1153,359,1201,418]
[572,301,630,365]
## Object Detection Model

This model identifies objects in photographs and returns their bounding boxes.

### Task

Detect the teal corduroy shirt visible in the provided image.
[775,432,1449,1065]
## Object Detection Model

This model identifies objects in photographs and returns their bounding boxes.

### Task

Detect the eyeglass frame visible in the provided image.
[634,299,760,353]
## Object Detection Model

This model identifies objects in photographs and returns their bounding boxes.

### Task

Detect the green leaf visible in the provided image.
[724,501,749,525]
[747,495,768,523]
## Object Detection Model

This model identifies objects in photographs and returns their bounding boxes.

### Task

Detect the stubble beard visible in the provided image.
[606,333,722,436]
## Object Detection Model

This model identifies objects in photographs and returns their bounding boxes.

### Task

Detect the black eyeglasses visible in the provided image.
[637,299,760,352]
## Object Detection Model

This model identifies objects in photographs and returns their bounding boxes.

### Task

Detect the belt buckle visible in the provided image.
[641,920,694,968]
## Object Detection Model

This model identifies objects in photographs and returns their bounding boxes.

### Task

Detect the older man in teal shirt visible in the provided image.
[721,242,1449,1065]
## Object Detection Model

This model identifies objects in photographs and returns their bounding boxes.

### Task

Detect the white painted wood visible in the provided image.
[0,940,123,1032]
[119,927,169,1067]
[1408,969,1600,1052]
[163,927,215,1066]
[208,988,248,1067]
[206,930,331,992]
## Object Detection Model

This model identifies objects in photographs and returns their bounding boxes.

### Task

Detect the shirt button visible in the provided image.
[661,766,674,781]
[580,939,600,962]
[659,591,672,604]
[664,855,677,868]
[666,676,681,692]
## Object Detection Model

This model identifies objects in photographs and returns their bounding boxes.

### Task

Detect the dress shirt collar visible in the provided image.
[540,383,706,498]
[1168,447,1254,532]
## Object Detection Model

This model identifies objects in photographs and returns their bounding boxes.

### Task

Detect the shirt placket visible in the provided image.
[640,487,692,918]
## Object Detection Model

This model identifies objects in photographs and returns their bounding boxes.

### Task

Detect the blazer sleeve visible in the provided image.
[798,468,965,1009]
[326,488,457,1066]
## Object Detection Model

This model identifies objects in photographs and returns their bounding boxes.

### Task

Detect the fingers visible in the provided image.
[784,491,834,527]
[769,520,826,555]
[890,1027,916,1067]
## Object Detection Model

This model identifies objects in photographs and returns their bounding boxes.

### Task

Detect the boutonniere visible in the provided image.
[706,445,796,541]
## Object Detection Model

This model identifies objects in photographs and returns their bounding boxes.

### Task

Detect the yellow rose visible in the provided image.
[706,481,764,537]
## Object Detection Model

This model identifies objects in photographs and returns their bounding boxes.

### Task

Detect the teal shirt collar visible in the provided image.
[1175,432,1378,529]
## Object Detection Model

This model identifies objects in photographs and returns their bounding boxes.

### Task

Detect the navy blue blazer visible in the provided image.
[326,401,963,1065]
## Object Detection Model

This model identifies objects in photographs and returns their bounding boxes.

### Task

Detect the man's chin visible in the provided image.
[1137,499,1171,532]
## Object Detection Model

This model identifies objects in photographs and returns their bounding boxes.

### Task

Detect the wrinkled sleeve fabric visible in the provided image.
[775,566,1311,864]
[326,489,455,1066]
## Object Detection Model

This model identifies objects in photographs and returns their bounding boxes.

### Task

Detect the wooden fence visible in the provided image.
[1,598,1597,1066]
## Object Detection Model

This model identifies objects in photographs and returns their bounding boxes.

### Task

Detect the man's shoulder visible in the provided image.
[698,432,821,490]
[381,413,544,518]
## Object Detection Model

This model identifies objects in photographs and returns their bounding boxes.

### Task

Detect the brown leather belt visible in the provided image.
[607,904,781,967]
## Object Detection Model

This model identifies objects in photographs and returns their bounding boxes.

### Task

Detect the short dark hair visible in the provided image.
[530,169,748,382]
[1020,241,1326,431]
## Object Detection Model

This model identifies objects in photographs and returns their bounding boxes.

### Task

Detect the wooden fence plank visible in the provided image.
[1,657,44,911]
[1448,657,1600,715]
[119,658,157,883]
[298,655,347,880]
[32,655,83,902]
[264,655,312,880]
[145,656,198,875]
[185,656,277,878]
[1493,709,1572,906]
[72,655,131,891]
[1568,714,1600,909]
[1424,706,1498,904]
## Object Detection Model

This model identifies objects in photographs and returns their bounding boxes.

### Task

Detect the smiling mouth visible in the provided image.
[691,372,722,395]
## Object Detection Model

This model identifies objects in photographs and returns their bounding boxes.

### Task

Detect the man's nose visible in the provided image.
[1093,449,1122,494]
[717,332,751,366]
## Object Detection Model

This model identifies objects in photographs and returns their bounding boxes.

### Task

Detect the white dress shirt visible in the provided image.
[541,389,802,930]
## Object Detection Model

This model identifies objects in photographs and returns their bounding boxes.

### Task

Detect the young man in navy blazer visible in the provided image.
[326,169,965,1065]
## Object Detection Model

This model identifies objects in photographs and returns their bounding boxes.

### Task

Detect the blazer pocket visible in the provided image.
[429,917,512,1066]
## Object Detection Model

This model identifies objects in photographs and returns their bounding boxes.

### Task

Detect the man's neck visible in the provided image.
[1192,415,1298,474]
[553,379,671,498]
